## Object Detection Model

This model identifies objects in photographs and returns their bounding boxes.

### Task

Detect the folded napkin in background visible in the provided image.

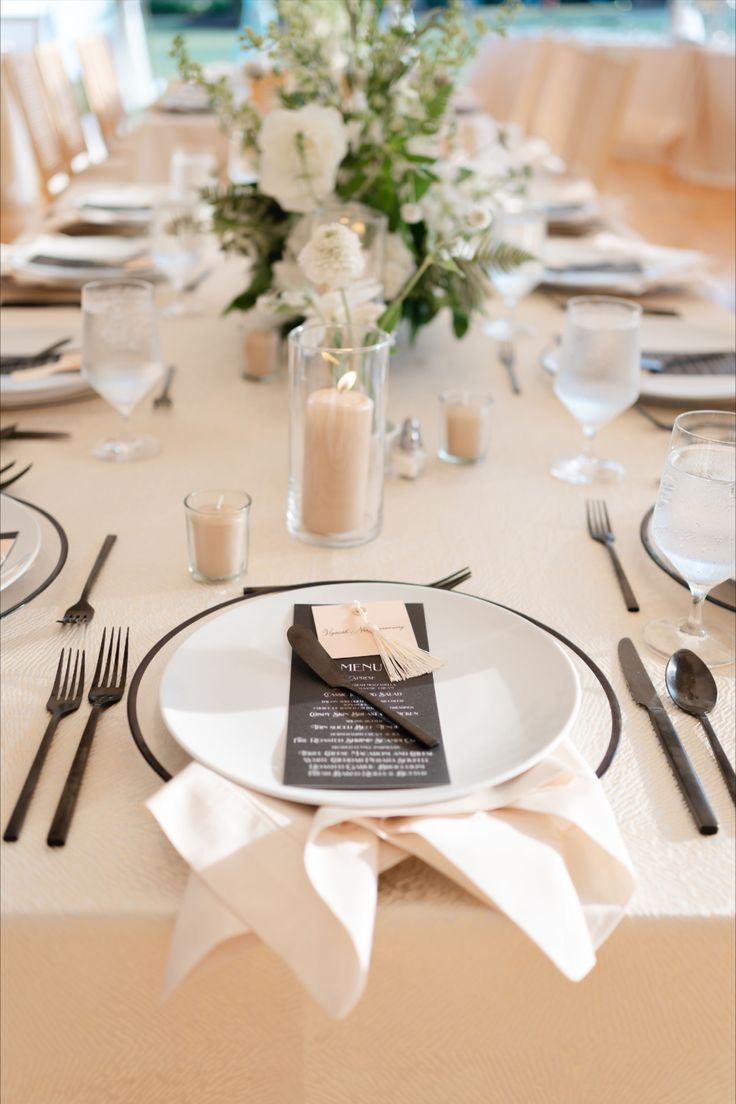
[12,234,149,268]
[543,232,707,289]
[148,742,635,1019]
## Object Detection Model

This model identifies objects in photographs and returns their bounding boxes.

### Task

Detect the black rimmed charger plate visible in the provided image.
[0,494,68,618]
[640,506,736,613]
[127,581,621,785]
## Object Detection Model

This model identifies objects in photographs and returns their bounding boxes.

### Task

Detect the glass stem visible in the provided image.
[581,425,596,458]
[684,586,707,638]
[504,298,517,338]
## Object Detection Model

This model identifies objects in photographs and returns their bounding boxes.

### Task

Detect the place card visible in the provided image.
[0,532,18,568]
[312,599,418,659]
[284,603,449,790]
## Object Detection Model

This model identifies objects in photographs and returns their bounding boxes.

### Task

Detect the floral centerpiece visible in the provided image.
[172,0,527,341]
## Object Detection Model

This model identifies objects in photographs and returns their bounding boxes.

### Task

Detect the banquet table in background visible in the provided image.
[470,33,736,187]
[1,257,734,1103]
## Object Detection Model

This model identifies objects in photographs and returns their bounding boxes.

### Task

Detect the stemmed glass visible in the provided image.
[551,296,641,484]
[81,279,164,462]
[151,200,207,317]
[484,209,546,339]
[644,410,735,667]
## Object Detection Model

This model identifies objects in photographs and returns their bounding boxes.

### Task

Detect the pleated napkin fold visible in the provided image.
[147,742,635,1018]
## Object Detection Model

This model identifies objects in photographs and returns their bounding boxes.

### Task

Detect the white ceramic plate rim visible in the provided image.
[159,582,581,809]
[541,346,736,403]
[0,496,42,591]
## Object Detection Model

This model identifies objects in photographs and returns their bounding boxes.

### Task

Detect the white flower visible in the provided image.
[383,232,416,300]
[258,106,347,213]
[466,205,492,231]
[400,203,423,225]
[298,222,365,290]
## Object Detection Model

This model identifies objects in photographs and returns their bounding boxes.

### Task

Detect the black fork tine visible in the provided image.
[0,461,15,475]
[49,649,66,701]
[102,628,116,686]
[73,651,85,705]
[601,500,613,537]
[91,629,107,690]
[67,651,80,703]
[60,649,74,699]
[110,628,122,687]
[585,500,594,537]
[118,628,130,689]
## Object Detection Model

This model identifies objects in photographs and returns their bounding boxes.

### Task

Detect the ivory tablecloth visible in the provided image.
[1,266,734,1104]
[470,33,736,186]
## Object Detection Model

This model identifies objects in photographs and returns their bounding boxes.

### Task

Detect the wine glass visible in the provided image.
[82,279,164,462]
[551,296,641,484]
[484,209,546,339]
[644,410,735,667]
[151,200,207,317]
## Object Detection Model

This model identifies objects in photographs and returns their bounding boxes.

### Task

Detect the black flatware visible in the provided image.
[634,404,675,432]
[243,568,472,599]
[642,351,735,376]
[665,649,735,803]
[3,648,85,842]
[153,364,176,409]
[0,337,72,373]
[48,628,129,847]
[0,461,32,492]
[586,500,639,612]
[287,623,439,750]
[58,534,117,625]
[618,638,718,835]
[0,425,70,441]
[498,339,521,395]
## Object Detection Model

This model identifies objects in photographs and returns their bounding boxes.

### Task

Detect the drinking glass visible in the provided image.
[484,209,546,339]
[151,200,207,316]
[82,279,164,462]
[169,148,217,202]
[644,410,735,667]
[551,296,641,484]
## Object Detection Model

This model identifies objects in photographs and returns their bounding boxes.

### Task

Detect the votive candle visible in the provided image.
[185,490,252,582]
[439,391,492,464]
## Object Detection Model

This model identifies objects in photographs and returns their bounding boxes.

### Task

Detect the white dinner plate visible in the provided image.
[159,582,581,809]
[70,185,165,225]
[541,346,736,403]
[0,496,42,591]
[1,372,93,409]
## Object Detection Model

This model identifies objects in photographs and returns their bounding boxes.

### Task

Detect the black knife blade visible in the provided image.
[0,427,70,440]
[618,638,718,835]
[287,623,439,749]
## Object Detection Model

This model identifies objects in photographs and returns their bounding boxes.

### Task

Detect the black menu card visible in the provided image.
[284,603,449,790]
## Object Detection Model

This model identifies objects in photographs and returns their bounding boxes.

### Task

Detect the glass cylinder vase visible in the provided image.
[287,321,390,547]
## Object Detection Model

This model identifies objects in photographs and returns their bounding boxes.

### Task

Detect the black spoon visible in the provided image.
[665,649,736,803]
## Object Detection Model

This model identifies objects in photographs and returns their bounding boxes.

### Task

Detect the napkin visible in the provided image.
[148,742,635,1018]
[544,232,707,290]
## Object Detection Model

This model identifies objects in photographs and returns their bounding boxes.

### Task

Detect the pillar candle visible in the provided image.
[446,402,487,461]
[301,375,374,535]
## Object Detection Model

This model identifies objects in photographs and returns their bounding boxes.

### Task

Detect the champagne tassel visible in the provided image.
[351,601,444,683]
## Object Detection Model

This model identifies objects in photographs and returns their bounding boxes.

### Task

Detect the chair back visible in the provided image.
[1,52,68,194]
[77,32,125,142]
[35,42,88,166]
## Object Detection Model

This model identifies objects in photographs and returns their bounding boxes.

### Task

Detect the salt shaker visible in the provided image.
[392,417,426,479]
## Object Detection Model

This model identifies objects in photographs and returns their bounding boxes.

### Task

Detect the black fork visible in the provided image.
[3,648,85,842]
[47,628,129,847]
[586,500,640,613]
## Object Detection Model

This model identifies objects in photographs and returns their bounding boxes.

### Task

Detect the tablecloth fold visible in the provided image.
[147,742,635,1017]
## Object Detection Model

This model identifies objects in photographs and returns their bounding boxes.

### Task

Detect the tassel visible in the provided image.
[351,601,444,683]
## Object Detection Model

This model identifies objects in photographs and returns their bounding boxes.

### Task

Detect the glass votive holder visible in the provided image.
[185,490,252,583]
[242,326,282,381]
[438,391,492,464]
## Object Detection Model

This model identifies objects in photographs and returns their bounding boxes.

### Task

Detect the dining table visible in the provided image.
[1,228,735,1102]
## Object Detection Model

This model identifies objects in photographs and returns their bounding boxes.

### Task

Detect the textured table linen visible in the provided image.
[470,34,736,186]
[1,265,734,1103]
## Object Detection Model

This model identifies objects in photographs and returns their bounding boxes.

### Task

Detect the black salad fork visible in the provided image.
[3,648,85,842]
[586,500,640,612]
[58,534,117,625]
[47,628,129,847]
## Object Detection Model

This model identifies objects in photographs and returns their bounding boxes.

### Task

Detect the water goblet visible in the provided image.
[551,296,641,484]
[484,208,546,340]
[151,200,207,317]
[644,410,735,667]
[82,279,164,462]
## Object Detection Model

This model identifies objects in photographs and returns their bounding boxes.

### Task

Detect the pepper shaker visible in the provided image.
[392,417,426,480]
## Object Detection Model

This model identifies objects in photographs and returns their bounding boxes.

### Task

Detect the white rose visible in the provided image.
[383,232,416,300]
[400,203,423,225]
[258,106,348,213]
[298,222,365,290]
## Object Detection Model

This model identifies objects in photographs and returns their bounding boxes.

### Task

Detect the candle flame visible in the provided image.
[337,370,357,392]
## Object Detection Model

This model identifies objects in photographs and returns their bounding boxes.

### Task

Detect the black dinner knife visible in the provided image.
[618,638,718,836]
[287,623,439,749]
